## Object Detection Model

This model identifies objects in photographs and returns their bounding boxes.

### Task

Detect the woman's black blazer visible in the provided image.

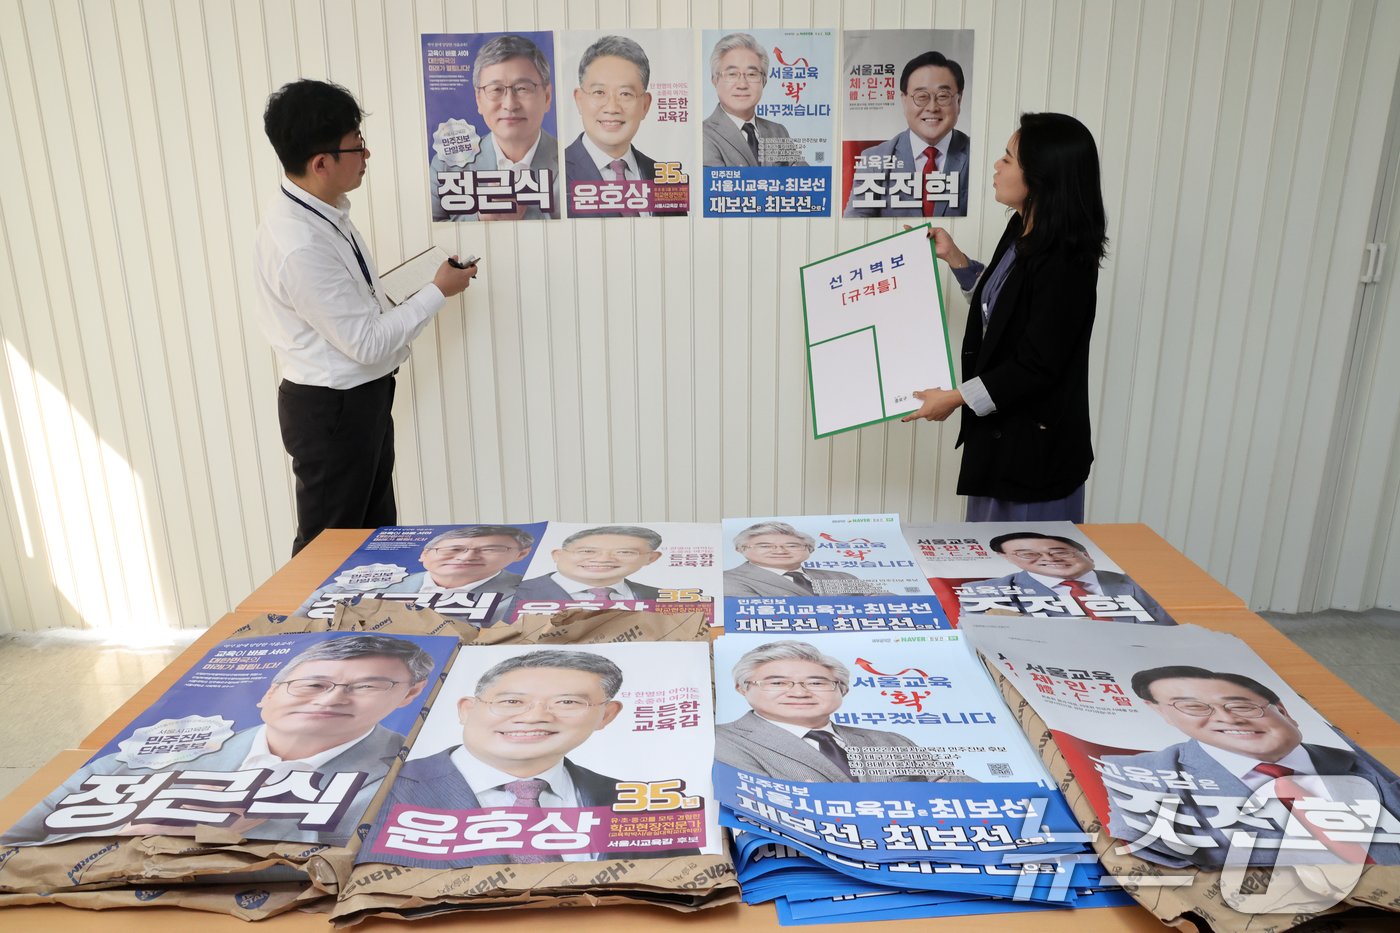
[954,218,1099,501]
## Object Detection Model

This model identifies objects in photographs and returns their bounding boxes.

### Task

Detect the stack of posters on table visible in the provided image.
[962,615,1400,931]
[721,513,950,633]
[0,613,460,920]
[711,629,1133,924]
[296,521,723,627]
[331,606,737,923]
[902,521,1176,626]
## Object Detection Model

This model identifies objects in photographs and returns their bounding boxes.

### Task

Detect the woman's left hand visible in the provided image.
[901,388,964,422]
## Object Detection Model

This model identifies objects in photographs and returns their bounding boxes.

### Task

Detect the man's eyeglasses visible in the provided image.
[279,677,403,697]
[906,90,958,108]
[477,81,543,101]
[1167,700,1272,718]
[1008,548,1082,560]
[745,677,842,693]
[718,67,766,85]
[744,543,811,552]
[321,135,368,157]
[479,696,606,717]
[427,545,516,558]
[561,547,648,560]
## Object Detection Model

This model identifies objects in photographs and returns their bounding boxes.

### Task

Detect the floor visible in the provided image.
[0,627,201,799]
[1258,607,1400,722]
[0,609,1396,804]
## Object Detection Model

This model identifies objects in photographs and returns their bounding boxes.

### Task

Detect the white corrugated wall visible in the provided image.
[0,0,1397,633]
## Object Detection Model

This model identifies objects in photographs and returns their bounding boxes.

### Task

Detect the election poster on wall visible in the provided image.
[903,521,1176,625]
[294,523,548,626]
[357,641,720,867]
[0,631,458,849]
[800,227,953,437]
[963,616,1400,876]
[841,30,974,219]
[700,28,836,218]
[506,521,722,624]
[423,32,561,221]
[557,30,693,218]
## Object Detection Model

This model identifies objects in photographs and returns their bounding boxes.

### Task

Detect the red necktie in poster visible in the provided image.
[1058,579,1108,620]
[921,145,939,217]
[1252,762,1376,865]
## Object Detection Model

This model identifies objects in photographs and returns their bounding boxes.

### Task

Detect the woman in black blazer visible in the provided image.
[903,112,1107,522]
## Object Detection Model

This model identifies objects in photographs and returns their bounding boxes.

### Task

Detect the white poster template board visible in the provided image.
[800,226,954,437]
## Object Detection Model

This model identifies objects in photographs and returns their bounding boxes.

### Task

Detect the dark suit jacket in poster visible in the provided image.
[975,570,1173,624]
[954,216,1098,501]
[378,569,522,598]
[429,129,561,221]
[1101,739,1400,870]
[562,134,685,218]
[722,561,889,598]
[2,724,406,847]
[842,128,970,218]
[715,711,938,783]
[511,574,662,605]
[701,104,808,167]
[360,746,683,867]
[376,569,522,625]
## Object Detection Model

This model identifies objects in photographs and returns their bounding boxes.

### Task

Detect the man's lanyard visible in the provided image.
[281,188,376,299]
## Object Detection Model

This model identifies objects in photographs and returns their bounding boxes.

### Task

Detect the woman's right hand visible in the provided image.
[904,224,970,269]
[928,227,971,269]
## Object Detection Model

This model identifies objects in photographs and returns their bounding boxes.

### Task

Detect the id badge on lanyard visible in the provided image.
[282,188,379,304]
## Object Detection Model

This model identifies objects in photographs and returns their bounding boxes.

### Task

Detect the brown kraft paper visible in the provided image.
[981,659,1400,933]
[0,608,467,920]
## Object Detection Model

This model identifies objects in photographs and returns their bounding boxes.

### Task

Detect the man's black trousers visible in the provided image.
[277,372,397,556]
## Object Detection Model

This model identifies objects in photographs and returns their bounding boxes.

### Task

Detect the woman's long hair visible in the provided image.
[1016,112,1108,266]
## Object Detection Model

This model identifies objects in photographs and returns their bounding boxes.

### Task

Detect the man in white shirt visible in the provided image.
[255,80,478,555]
[975,531,1172,623]
[3,634,435,847]
[1102,666,1400,870]
[364,649,689,866]
[715,640,952,783]
[700,32,807,168]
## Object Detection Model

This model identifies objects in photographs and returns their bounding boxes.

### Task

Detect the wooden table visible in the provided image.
[0,524,1388,931]
[236,529,373,613]
[1080,523,1247,611]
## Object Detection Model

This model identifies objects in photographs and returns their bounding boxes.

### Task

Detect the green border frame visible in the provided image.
[800,223,956,439]
[808,326,885,438]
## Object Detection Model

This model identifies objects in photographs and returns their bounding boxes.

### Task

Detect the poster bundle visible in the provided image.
[719,512,949,634]
[0,606,737,923]
[296,521,722,627]
[963,615,1400,930]
[710,629,1133,922]
[334,623,735,924]
[903,520,1177,626]
[292,518,1180,641]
